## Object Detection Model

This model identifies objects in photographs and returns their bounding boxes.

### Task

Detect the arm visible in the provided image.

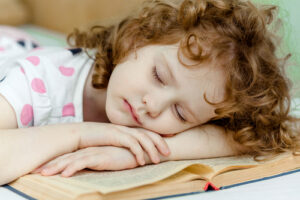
[158,124,243,162]
[0,93,86,184]
[0,123,81,185]
[0,95,74,185]
[0,94,169,185]
[33,124,244,177]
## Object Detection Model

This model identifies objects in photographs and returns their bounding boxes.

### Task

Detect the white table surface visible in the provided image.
[1,170,300,200]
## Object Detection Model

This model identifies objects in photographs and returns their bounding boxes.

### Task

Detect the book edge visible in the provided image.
[145,191,203,200]
[2,184,36,200]
[219,168,300,190]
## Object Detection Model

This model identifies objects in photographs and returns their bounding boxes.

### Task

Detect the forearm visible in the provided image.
[160,124,240,162]
[101,124,241,166]
[20,124,241,178]
[143,124,241,164]
[0,123,84,185]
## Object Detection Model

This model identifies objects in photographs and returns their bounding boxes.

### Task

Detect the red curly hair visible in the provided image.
[68,0,300,159]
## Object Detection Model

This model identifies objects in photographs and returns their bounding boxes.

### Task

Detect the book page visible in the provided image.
[11,153,295,199]
[63,160,213,194]
[49,155,258,194]
[11,155,260,196]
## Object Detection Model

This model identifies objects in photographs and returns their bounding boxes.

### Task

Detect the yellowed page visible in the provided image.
[63,160,213,194]
[39,155,258,194]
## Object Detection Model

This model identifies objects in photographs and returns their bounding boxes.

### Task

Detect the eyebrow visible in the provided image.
[162,53,198,123]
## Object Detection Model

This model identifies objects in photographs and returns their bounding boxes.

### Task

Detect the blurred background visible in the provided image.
[0,0,145,33]
[0,0,299,94]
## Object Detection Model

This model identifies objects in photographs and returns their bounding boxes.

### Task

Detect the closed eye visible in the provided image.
[152,66,163,84]
[175,104,187,122]
[152,66,187,123]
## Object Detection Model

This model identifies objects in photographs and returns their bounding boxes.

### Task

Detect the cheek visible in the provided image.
[105,97,118,124]
[107,68,124,89]
[109,67,143,92]
[105,101,128,126]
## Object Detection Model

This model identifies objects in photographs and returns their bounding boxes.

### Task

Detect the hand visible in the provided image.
[31,146,139,177]
[78,122,170,165]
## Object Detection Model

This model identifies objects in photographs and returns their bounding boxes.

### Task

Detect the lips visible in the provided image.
[124,99,142,125]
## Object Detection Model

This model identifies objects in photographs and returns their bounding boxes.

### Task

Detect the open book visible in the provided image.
[8,152,300,200]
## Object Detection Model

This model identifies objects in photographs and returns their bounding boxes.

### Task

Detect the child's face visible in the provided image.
[105,44,226,135]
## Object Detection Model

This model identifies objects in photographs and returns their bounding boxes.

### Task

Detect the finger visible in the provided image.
[31,165,45,173]
[61,161,87,177]
[40,154,74,176]
[32,162,54,174]
[118,135,146,166]
[132,133,161,164]
[31,159,60,174]
[41,160,69,176]
[145,131,171,156]
[33,152,73,174]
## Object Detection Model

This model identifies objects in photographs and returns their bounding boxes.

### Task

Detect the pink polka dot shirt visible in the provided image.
[0,37,94,128]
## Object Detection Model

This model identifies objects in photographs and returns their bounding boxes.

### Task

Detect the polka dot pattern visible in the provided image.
[21,104,33,126]
[59,66,75,76]
[0,41,88,126]
[31,78,46,93]
[62,103,75,117]
[26,56,40,66]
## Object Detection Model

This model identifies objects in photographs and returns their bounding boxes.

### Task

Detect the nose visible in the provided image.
[141,89,177,118]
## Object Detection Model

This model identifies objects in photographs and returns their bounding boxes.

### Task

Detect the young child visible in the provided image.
[0,0,299,185]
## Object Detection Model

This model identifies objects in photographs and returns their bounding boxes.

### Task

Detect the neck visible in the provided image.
[82,65,110,123]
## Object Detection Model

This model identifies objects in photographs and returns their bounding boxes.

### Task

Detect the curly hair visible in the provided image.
[67,0,300,159]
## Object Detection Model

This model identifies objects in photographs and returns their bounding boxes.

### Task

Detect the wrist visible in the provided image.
[77,122,105,149]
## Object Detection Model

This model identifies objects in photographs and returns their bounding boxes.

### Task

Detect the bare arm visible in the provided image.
[31,124,245,177]
[158,124,242,163]
[0,95,77,185]
[108,124,241,165]
[0,96,91,185]
[0,94,169,185]
[0,124,82,185]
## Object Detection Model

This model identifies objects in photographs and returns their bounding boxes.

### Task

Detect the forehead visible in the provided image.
[158,45,226,123]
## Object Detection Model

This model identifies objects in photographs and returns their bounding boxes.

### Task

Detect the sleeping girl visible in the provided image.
[0,0,299,185]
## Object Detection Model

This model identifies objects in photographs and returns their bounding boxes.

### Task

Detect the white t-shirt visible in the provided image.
[0,36,93,128]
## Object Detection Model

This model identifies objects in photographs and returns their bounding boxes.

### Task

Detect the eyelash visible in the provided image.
[152,66,186,122]
[152,66,163,84]
[175,105,187,122]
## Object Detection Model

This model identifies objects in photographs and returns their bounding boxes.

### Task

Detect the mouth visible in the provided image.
[123,99,142,125]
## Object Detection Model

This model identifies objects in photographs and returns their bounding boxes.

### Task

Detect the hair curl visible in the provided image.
[68,0,300,159]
